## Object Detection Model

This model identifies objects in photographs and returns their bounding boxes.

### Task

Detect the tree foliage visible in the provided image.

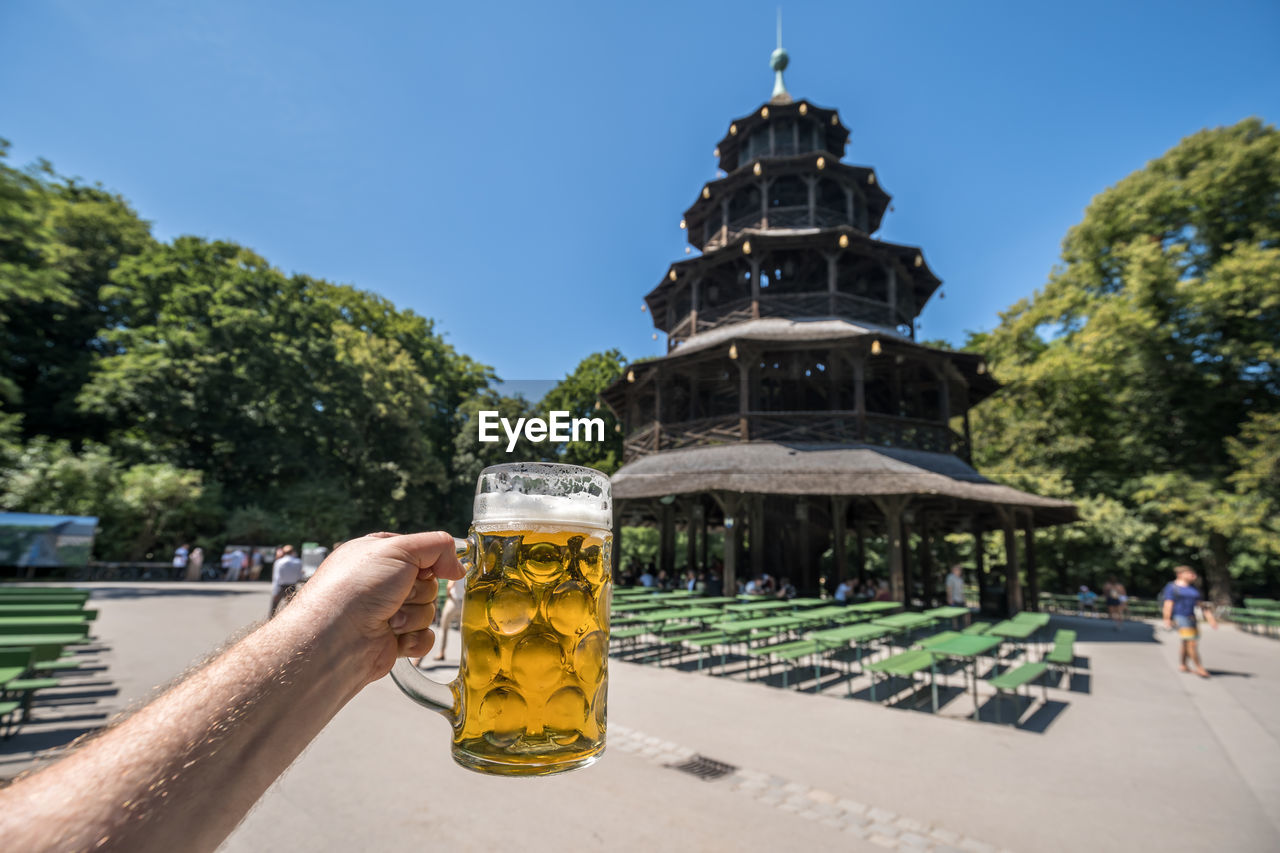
[971,118,1280,602]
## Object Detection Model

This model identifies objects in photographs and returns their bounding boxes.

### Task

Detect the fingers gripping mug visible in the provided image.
[390,463,613,776]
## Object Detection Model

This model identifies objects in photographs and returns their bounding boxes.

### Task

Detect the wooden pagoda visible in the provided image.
[601,46,1075,611]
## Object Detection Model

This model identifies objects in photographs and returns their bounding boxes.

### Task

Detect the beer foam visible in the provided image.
[473,490,612,531]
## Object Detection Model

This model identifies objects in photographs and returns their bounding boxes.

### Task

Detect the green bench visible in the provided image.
[988,662,1049,725]
[962,621,993,635]
[865,649,936,705]
[0,647,65,737]
[747,639,827,688]
[1044,629,1076,676]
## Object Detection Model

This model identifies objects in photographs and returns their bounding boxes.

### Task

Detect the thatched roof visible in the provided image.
[611,441,1077,526]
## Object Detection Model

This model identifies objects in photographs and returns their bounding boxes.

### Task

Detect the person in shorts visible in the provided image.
[431,575,466,661]
[1161,565,1218,678]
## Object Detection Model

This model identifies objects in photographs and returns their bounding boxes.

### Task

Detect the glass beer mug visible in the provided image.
[390,462,612,776]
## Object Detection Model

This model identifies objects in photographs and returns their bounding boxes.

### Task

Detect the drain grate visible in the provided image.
[667,754,738,781]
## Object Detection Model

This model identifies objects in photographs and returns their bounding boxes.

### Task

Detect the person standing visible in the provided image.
[1161,566,1219,678]
[172,543,190,580]
[945,565,966,607]
[430,576,466,661]
[1103,576,1127,630]
[269,545,305,617]
[186,546,204,582]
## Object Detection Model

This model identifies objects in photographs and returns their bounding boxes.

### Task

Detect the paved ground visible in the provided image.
[2,583,1278,852]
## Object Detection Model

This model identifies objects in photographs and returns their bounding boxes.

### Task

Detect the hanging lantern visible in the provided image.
[838,234,849,249]
[871,340,882,356]
[728,344,738,360]
[976,361,986,375]
[761,106,769,118]
[868,173,876,185]
[799,103,808,116]
[730,123,738,135]
[652,333,658,341]
[915,254,923,267]
[816,156,826,170]
[668,270,677,282]
[831,114,839,125]
[627,370,636,383]
[742,240,752,255]
[702,186,711,199]
[679,218,686,229]
[641,304,648,312]
[753,162,763,176]
[713,146,720,157]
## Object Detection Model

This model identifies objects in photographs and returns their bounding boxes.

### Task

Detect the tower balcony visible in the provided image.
[623,411,970,462]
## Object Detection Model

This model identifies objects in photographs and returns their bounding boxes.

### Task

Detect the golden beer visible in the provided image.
[453,525,611,775]
[388,462,612,776]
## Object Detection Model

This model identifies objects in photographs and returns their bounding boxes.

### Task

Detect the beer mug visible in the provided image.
[390,462,613,776]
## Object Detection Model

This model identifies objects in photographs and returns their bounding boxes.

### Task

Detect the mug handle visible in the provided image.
[388,535,473,722]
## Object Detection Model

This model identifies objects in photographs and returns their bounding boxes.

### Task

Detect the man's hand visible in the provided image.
[1163,619,1173,630]
[289,532,466,685]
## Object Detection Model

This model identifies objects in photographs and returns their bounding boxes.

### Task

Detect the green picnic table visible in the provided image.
[989,619,1037,640]
[922,633,1003,716]
[808,622,892,687]
[723,600,796,615]
[793,606,859,625]
[848,601,903,614]
[0,617,94,634]
[0,634,87,648]
[717,615,803,636]
[923,606,971,622]
[611,600,669,613]
[871,613,938,633]
[1012,612,1051,628]
[665,596,739,607]
[631,607,722,623]
[0,604,97,618]
[786,598,827,608]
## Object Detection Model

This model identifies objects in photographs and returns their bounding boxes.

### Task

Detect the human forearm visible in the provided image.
[0,600,372,852]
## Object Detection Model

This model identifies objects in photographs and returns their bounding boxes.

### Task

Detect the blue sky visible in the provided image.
[2,0,1277,382]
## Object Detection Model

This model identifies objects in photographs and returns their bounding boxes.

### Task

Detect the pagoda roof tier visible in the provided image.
[714,99,850,173]
[611,441,1077,526]
[683,154,892,243]
[599,318,999,415]
[648,227,942,333]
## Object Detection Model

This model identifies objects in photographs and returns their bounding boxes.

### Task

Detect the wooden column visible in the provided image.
[807,177,816,227]
[749,494,765,580]
[919,513,935,606]
[901,518,914,605]
[962,407,973,464]
[972,518,987,587]
[997,506,1022,614]
[796,497,811,592]
[827,253,837,316]
[737,358,750,441]
[684,499,698,576]
[612,502,624,581]
[855,517,867,584]
[853,357,866,442]
[653,369,663,453]
[832,496,849,585]
[1024,511,1039,612]
[750,258,761,319]
[689,277,700,337]
[712,492,743,595]
[700,502,710,573]
[873,496,910,603]
[659,500,676,578]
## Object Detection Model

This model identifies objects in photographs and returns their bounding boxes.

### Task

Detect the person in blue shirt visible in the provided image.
[1160,565,1219,678]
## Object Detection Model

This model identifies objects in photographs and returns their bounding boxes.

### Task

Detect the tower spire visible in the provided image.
[770,10,791,104]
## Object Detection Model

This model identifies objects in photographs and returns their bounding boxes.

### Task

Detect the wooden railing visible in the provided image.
[623,412,968,461]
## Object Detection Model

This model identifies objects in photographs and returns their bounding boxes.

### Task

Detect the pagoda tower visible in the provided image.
[602,45,1074,611]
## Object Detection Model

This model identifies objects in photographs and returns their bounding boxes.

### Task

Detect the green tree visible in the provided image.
[971,118,1280,603]
[540,349,627,474]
